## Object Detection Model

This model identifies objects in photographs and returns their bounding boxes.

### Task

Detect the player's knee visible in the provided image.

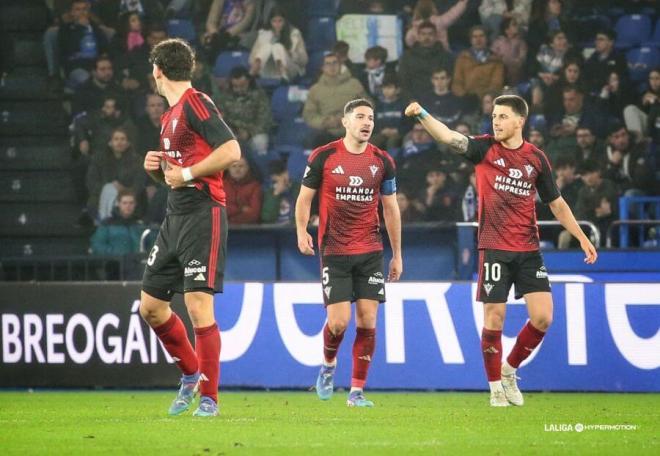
[484,310,505,330]
[531,314,553,332]
[327,318,349,336]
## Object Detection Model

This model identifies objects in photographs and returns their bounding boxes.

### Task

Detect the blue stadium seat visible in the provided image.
[271,85,307,123]
[644,18,660,47]
[213,51,250,78]
[275,117,313,148]
[166,19,196,43]
[305,50,329,83]
[306,0,339,17]
[285,147,312,180]
[306,16,336,52]
[615,14,652,49]
[626,46,660,83]
[244,149,282,183]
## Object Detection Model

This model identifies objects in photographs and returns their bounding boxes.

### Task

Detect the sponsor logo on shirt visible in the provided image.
[494,174,532,196]
[349,176,363,186]
[508,168,523,179]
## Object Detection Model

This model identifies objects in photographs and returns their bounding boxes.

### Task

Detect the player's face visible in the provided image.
[492,105,523,142]
[343,106,374,143]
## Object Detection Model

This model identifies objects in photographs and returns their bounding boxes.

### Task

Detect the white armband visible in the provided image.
[181,167,194,182]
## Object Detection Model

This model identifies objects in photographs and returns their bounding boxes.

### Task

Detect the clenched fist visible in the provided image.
[404,102,423,118]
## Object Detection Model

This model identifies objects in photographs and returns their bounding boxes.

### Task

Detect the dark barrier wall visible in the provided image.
[1,281,658,391]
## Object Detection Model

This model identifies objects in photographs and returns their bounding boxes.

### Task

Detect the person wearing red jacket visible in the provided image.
[223,157,263,224]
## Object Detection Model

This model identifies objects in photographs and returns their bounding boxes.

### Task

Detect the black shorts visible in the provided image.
[476,249,551,303]
[320,251,386,305]
[142,205,227,299]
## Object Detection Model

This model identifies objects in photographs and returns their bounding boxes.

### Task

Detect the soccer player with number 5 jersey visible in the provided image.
[296,99,403,407]
[405,95,597,407]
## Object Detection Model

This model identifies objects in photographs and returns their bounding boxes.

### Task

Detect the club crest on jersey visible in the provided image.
[324,286,332,299]
[525,164,534,177]
[369,165,379,177]
[508,168,523,179]
[483,283,494,296]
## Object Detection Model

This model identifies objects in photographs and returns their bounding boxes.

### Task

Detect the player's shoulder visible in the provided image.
[309,139,341,162]
[183,88,219,120]
[470,134,495,143]
[524,141,551,163]
[369,143,396,165]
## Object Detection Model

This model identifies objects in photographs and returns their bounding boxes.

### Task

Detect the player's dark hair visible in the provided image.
[493,94,528,118]
[365,45,387,63]
[344,98,374,115]
[149,38,195,81]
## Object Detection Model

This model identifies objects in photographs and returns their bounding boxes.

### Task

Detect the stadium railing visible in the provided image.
[618,196,660,247]
[607,220,660,248]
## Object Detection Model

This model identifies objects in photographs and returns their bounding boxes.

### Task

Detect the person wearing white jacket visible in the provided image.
[249,7,308,81]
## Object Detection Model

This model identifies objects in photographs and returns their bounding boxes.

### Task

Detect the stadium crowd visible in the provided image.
[41,0,659,254]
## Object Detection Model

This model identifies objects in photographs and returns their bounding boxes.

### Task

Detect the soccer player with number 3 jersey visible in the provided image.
[405,96,597,407]
[295,99,403,407]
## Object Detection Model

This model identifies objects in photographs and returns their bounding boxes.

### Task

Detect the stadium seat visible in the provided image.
[0,171,76,203]
[306,0,339,17]
[0,203,84,236]
[644,18,660,47]
[275,116,313,148]
[615,14,652,49]
[0,1,48,32]
[244,148,281,183]
[0,143,70,171]
[626,46,660,83]
[166,19,196,43]
[285,147,312,179]
[306,16,337,52]
[271,85,308,123]
[212,51,250,78]
[0,237,90,257]
[305,50,329,83]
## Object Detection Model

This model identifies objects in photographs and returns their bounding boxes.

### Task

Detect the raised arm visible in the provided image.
[404,102,469,154]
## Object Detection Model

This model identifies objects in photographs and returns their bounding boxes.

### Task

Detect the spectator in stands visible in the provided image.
[261,160,301,224]
[405,0,468,52]
[248,6,308,82]
[203,0,256,58]
[399,21,453,101]
[583,29,628,96]
[548,85,606,138]
[372,74,407,150]
[414,168,459,222]
[535,30,575,88]
[526,0,571,55]
[575,160,618,244]
[598,70,636,123]
[604,124,655,195]
[479,0,532,41]
[332,41,355,76]
[111,12,144,57]
[469,91,496,135]
[192,58,221,102]
[73,94,136,159]
[624,68,660,140]
[90,189,144,255]
[452,25,504,101]
[94,0,165,30]
[302,53,367,146]
[115,23,168,106]
[544,58,584,118]
[86,127,145,221]
[135,93,166,155]
[528,126,545,149]
[574,125,606,167]
[461,170,477,222]
[397,191,424,223]
[215,66,272,155]
[223,157,263,224]
[421,67,466,128]
[58,0,109,87]
[490,17,528,85]
[72,55,124,115]
[551,156,582,248]
[357,46,389,101]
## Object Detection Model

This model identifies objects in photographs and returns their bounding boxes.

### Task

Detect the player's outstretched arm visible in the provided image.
[295,185,316,255]
[404,102,469,154]
[382,193,403,281]
[548,196,598,264]
[144,151,165,183]
[164,139,241,188]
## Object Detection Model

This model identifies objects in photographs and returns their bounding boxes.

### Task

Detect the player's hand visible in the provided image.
[144,151,164,172]
[297,231,315,255]
[164,163,186,189]
[404,102,422,118]
[388,257,403,281]
[580,238,598,264]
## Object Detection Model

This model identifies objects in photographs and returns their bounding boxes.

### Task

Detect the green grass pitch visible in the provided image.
[0,391,658,455]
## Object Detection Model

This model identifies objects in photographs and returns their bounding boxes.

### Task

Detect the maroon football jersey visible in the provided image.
[160,88,235,214]
[302,139,397,256]
[465,135,560,251]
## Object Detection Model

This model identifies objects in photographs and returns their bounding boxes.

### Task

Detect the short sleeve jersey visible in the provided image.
[302,139,397,256]
[465,134,560,251]
[160,88,235,214]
